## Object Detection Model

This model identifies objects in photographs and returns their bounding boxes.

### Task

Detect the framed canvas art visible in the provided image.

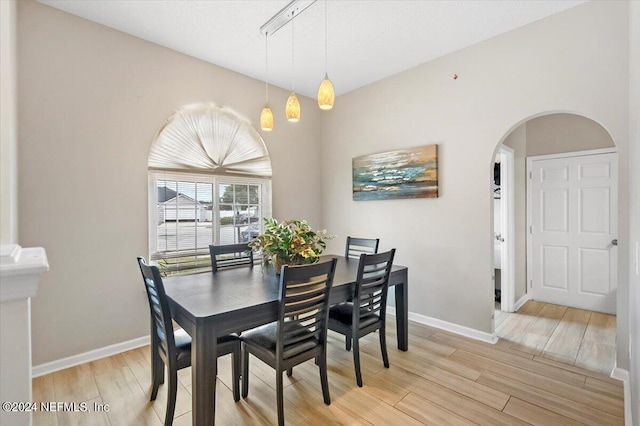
[352,144,438,201]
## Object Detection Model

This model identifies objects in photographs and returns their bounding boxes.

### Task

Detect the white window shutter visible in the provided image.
[148,103,272,177]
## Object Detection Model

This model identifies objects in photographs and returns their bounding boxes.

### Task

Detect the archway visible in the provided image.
[490,112,618,374]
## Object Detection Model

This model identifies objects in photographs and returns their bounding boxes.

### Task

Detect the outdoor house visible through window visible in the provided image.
[148,104,272,275]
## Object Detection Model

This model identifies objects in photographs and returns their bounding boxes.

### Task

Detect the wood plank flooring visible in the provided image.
[495,301,617,375]
[33,310,623,425]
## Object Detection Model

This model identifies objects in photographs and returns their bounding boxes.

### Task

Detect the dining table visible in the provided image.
[163,254,409,426]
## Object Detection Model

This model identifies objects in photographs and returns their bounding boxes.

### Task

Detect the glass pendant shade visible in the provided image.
[286,92,301,122]
[317,73,335,110]
[260,104,274,131]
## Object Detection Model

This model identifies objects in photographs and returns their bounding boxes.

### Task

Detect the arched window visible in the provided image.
[148,103,272,275]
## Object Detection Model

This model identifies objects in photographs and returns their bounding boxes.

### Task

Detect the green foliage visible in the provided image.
[248,218,334,265]
[220,216,234,225]
[220,184,260,205]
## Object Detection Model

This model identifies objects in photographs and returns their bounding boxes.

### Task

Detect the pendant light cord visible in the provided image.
[324,0,328,73]
[265,35,269,102]
[291,16,295,92]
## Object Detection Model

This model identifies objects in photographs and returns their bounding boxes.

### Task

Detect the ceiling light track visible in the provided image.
[260,0,317,36]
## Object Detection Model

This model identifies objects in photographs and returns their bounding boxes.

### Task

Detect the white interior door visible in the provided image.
[528,150,618,314]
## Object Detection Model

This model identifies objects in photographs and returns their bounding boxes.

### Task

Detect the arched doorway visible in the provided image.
[491,112,618,374]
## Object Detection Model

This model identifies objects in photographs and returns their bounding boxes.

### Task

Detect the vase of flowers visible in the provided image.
[248,218,333,273]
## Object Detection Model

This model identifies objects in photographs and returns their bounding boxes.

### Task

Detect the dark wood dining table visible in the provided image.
[163,255,409,426]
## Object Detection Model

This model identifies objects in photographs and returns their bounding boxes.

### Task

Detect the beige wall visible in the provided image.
[1,0,18,244]
[15,0,636,380]
[526,113,615,156]
[503,123,527,301]
[321,0,629,366]
[628,1,640,422]
[17,1,323,365]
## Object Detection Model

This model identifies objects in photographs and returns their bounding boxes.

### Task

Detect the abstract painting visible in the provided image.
[353,144,438,201]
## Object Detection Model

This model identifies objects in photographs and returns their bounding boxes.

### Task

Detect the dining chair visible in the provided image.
[345,236,380,259]
[137,257,241,426]
[240,258,337,426]
[328,249,396,387]
[209,242,254,272]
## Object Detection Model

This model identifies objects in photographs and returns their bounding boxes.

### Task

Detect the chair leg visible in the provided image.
[353,337,363,387]
[164,368,178,426]
[241,345,250,399]
[286,368,293,377]
[159,364,165,385]
[379,327,390,368]
[319,352,331,405]
[276,371,284,426]
[150,349,164,401]
[232,344,241,402]
[345,336,351,351]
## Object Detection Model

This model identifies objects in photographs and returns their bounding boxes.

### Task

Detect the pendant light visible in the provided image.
[286,18,301,122]
[317,0,334,110]
[260,35,274,131]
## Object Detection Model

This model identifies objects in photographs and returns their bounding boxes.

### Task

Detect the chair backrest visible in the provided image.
[345,236,380,259]
[209,243,254,272]
[137,257,177,365]
[353,249,396,325]
[276,258,337,360]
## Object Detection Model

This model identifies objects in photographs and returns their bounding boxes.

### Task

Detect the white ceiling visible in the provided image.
[37,0,586,99]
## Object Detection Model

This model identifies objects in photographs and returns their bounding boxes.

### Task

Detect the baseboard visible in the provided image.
[387,307,498,344]
[611,366,629,381]
[33,307,497,377]
[32,335,150,378]
[610,367,632,426]
[513,294,530,312]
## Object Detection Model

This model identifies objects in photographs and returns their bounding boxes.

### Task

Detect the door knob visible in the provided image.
[611,239,618,246]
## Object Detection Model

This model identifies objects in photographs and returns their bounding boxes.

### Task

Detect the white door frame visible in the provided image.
[526,147,618,308]
[498,145,516,313]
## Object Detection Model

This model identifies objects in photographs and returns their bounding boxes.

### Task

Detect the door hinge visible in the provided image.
[529,171,532,179]
[529,225,532,234]
[529,280,533,288]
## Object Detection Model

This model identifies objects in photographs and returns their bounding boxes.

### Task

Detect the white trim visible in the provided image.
[148,174,156,262]
[150,169,272,185]
[32,335,150,378]
[498,145,515,313]
[610,366,629,381]
[610,368,632,426]
[0,244,21,264]
[387,307,498,344]
[526,156,533,305]
[527,147,617,162]
[0,246,48,302]
[513,294,530,312]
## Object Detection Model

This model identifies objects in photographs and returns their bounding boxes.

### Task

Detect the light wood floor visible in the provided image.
[495,300,617,375]
[33,314,624,426]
